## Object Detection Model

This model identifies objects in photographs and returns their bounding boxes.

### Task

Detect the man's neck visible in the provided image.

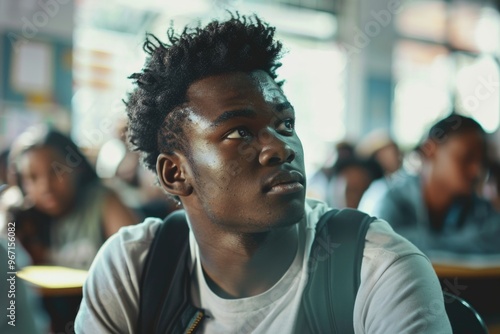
[190,219,300,299]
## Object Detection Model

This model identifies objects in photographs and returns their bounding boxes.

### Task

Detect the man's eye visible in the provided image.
[227,128,252,139]
[277,119,295,133]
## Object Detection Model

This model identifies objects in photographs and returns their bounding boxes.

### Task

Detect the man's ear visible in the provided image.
[156,153,193,197]
[420,139,437,160]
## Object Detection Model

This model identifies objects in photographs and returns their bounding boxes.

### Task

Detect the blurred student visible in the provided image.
[357,131,405,214]
[4,126,137,269]
[372,114,500,254]
[307,141,355,202]
[328,157,383,208]
[96,118,178,219]
[485,162,500,211]
[483,132,500,211]
[356,130,402,176]
[0,149,9,186]
[309,140,383,209]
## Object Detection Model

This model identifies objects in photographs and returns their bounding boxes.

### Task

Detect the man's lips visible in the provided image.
[262,170,305,194]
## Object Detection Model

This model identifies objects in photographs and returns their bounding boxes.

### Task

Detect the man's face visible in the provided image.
[175,70,306,232]
[431,131,485,196]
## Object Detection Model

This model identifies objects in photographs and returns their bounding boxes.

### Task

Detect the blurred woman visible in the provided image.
[6,126,137,269]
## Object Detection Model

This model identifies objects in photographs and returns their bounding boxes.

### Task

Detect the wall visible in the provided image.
[0,0,74,149]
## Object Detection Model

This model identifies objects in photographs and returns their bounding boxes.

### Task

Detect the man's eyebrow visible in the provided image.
[275,101,294,113]
[211,109,257,128]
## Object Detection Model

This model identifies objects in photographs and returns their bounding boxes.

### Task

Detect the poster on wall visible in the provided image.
[10,40,54,95]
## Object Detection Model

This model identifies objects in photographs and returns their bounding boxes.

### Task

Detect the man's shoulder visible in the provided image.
[364,218,423,260]
[355,219,451,332]
[304,198,330,228]
[89,217,163,277]
[115,217,163,245]
[304,199,424,261]
[76,218,164,333]
[360,217,433,293]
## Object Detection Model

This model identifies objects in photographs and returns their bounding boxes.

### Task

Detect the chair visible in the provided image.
[444,292,488,334]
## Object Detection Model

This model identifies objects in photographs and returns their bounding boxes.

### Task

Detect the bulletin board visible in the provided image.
[10,40,54,95]
[1,32,73,107]
[0,32,73,148]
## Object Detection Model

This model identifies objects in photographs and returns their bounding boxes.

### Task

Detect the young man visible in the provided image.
[75,15,451,333]
[372,114,500,255]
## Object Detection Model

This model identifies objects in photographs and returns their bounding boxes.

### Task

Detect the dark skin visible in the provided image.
[421,130,485,229]
[157,70,307,298]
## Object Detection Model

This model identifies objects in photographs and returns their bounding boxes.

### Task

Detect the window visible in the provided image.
[393,0,500,148]
[73,0,346,175]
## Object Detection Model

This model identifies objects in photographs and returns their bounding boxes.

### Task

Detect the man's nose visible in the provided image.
[258,130,296,166]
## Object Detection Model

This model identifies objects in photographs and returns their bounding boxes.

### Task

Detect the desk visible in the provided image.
[18,266,87,332]
[433,263,500,278]
[433,263,500,333]
[17,265,87,297]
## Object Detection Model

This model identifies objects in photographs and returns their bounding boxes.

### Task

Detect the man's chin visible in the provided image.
[268,203,306,229]
[233,206,305,234]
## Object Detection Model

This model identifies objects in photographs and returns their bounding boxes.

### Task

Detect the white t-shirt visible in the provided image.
[75,199,452,333]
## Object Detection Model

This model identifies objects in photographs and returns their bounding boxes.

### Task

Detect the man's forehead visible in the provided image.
[182,71,288,124]
[186,70,284,102]
[249,71,285,104]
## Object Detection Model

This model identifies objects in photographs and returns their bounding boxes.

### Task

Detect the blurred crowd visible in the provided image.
[0,112,500,333]
[0,122,180,333]
[0,121,179,271]
[0,112,498,271]
[308,113,500,255]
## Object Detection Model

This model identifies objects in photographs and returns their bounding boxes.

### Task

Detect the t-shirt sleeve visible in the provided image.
[357,253,452,333]
[75,220,159,334]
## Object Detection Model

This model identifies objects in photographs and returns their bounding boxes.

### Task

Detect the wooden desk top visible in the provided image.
[32,285,83,297]
[433,263,500,278]
[18,263,500,295]
[17,265,87,297]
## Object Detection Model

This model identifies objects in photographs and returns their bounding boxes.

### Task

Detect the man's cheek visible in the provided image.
[227,160,242,176]
[192,148,221,169]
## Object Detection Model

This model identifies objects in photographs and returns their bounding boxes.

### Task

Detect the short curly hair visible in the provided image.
[125,14,284,172]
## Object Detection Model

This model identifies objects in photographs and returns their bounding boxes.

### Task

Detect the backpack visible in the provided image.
[137,208,375,334]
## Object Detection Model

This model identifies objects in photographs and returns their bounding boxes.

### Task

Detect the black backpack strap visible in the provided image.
[300,208,375,333]
[138,209,204,334]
